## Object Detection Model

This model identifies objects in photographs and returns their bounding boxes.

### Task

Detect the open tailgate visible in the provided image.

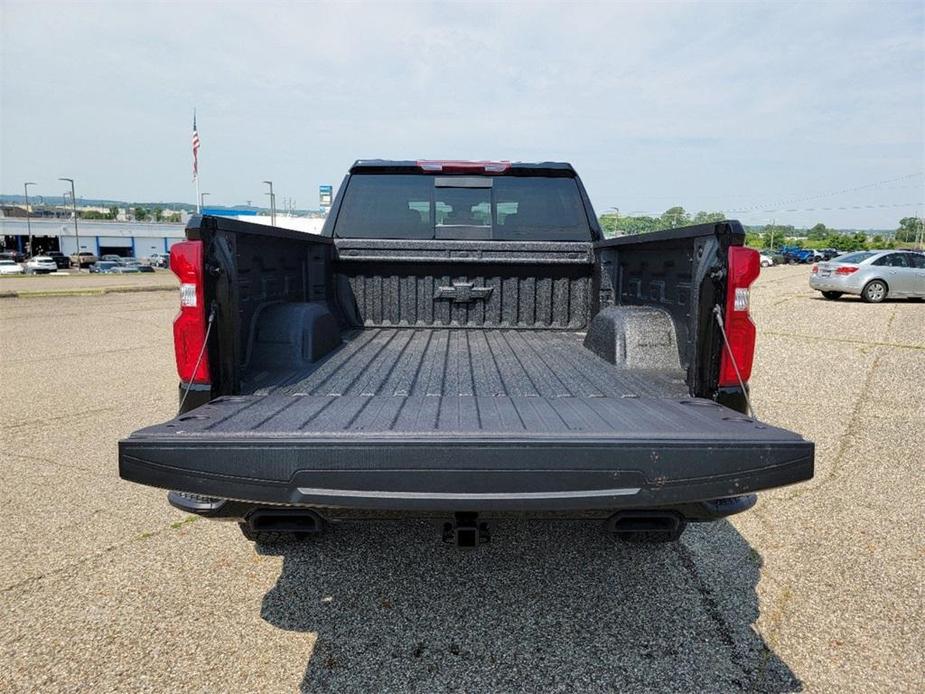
[119,394,813,511]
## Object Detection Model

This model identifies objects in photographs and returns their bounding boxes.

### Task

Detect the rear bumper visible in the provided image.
[808,275,862,294]
[167,489,760,522]
[119,439,813,513]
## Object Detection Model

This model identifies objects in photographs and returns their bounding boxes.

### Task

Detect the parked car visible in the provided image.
[808,249,842,262]
[89,261,120,274]
[133,263,155,273]
[70,251,98,268]
[115,263,141,273]
[777,246,815,264]
[119,158,814,547]
[101,254,124,263]
[147,253,169,268]
[759,253,774,267]
[810,250,925,302]
[0,259,24,275]
[44,251,71,269]
[0,250,25,263]
[24,256,59,274]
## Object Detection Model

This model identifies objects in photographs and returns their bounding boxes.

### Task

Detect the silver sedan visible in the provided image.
[809,249,925,302]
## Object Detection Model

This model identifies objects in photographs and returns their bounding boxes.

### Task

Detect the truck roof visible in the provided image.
[349,159,577,176]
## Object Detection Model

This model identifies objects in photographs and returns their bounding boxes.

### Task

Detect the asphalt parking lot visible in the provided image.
[1,265,922,693]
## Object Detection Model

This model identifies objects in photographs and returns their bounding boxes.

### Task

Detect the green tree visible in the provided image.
[692,211,725,224]
[108,206,119,220]
[807,223,828,241]
[745,231,764,248]
[620,215,662,234]
[760,223,795,250]
[598,213,620,237]
[896,217,923,243]
[133,207,148,221]
[600,207,724,236]
[153,208,164,223]
[660,206,689,229]
[598,212,662,236]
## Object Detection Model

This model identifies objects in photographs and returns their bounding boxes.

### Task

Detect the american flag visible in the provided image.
[192,112,200,180]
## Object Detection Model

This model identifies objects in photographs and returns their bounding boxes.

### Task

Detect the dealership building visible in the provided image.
[1,210,326,259]
[0,217,186,258]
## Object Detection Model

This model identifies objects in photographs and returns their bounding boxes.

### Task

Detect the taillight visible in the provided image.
[169,241,210,384]
[835,265,858,275]
[416,160,511,173]
[811,263,818,273]
[718,246,760,387]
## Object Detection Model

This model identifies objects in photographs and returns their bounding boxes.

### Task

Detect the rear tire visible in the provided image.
[822,291,842,300]
[862,280,888,303]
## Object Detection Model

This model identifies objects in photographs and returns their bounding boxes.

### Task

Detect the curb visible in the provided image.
[0,284,177,299]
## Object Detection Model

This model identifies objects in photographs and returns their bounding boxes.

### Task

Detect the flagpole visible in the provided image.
[193,108,201,214]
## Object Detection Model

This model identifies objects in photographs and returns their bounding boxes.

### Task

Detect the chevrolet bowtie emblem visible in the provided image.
[434,282,493,303]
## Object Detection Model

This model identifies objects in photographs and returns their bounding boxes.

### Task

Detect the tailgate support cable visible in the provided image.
[178,303,217,413]
[712,305,755,419]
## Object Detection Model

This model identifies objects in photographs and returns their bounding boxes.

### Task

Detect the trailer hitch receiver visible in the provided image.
[443,512,490,547]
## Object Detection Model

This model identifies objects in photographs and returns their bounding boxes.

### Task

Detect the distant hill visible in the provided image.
[1,194,198,211]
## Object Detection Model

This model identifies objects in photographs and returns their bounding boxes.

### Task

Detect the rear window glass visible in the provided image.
[835,252,875,264]
[333,174,591,241]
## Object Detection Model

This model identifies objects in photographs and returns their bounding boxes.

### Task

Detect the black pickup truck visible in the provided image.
[119,160,813,546]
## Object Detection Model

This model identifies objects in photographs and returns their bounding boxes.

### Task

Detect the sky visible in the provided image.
[1,1,923,229]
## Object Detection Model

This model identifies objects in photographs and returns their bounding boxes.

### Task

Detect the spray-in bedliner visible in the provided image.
[243,328,688,400]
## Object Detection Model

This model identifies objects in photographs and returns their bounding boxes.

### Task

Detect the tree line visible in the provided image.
[598,208,923,251]
[598,207,725,236]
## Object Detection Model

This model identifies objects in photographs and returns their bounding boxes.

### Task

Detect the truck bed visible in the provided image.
[246,327,688,400]
[120,328,813,511]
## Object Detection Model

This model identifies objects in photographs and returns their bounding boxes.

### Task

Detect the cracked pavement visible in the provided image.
[1,265,922,692]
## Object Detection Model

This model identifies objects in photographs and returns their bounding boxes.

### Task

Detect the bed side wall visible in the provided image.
[594,221,745,397]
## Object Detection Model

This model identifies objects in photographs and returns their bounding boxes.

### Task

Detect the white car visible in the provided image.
[24,256,59,274]
[0,259,24,275]
[759,253,774,267]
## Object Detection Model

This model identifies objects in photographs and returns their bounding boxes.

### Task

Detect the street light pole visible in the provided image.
[24,182,36,257]
[59,178,81,271]
[263,181,276,226]
[200,192,210,210]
